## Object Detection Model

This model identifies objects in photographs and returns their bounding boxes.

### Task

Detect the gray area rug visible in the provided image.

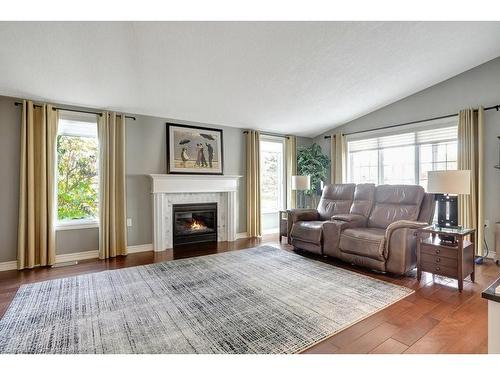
[0,246,413,354]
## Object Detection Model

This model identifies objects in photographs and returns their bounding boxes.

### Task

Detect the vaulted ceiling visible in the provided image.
[1,21,500,137]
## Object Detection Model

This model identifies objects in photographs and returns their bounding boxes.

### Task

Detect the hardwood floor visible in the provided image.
[1,235,498,354]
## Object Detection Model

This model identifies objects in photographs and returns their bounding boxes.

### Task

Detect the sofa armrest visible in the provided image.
[385,220,429,234]
[330,213,367,228]
[384,220,428,274]
[287,209,319,245]
[287,209,319,223]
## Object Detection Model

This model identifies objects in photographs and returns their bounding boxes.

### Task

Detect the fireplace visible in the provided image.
[172,203,217,246]
[150,174,241,251]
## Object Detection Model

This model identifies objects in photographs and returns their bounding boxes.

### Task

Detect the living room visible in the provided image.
[1,0,500,372]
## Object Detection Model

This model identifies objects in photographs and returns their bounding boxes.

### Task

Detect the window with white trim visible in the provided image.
[56,113,99,228]
[347,122,457,190]
[260,136,286,214]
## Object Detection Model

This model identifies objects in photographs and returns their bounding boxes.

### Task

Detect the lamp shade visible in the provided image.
[291,175,310,191]
[427,170,471,195]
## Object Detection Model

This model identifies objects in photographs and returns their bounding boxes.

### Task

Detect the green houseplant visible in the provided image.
[297,143,330,205]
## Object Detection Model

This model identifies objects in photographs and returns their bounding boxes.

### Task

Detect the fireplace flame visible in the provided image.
[190,219,206,231]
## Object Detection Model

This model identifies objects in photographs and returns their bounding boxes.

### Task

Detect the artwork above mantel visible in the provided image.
[166,123,224,175]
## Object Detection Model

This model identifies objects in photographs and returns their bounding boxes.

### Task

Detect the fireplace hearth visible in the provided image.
[172,203,217,246]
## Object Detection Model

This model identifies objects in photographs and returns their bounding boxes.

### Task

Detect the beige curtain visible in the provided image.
[457,107,484,255]
[246,130,261,237]
[285,135,297,209]
[98,112,127,259]
[17,101,58,269]
[330,133,347,184]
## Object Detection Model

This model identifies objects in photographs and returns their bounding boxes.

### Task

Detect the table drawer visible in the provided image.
[421,244,458,259]
[421,262,457,278]
[420,253,457,268]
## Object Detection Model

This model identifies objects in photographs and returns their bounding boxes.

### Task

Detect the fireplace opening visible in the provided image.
[172,203,217,246]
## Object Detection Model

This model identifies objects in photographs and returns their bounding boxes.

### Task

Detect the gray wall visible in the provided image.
[0,95,312,262]
[297,136,313,149]
[313,56,500,250]
[125,114,251,248]
[0,96,21,262]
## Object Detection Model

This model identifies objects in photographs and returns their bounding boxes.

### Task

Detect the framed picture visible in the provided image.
[166,123,224,175]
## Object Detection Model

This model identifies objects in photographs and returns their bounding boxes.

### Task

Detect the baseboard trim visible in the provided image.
[55,250,99,263]
[263,228,279,235]
[0,244,155,272]
[236,232,248,239]
[127,243,154,253]
[0,261,17,272]
[487,251,498,260]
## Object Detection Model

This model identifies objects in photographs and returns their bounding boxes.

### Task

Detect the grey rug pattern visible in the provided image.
[0,246,412,354]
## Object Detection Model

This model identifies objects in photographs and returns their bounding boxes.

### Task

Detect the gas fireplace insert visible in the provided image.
[172,203,217,246]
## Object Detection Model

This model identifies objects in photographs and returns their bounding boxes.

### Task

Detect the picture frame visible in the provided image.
[166,122,224,175]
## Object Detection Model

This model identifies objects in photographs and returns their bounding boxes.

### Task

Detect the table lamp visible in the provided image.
[292,175,310,208]
[427,170,471,228]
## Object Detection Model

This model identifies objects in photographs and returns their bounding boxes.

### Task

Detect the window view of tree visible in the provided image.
[261,151,280,211]
[260,140,284,213]
[57,134,99,221]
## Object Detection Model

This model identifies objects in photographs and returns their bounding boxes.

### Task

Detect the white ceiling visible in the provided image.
[1,21,500,137]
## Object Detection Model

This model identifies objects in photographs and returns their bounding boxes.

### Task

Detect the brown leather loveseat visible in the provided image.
[288,184,435,275]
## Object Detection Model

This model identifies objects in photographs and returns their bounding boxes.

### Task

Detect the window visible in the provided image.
[260,136,285,233]
[349,149,378,184]
[418,141,457,190]
[347,123,457,189]
[56,113,99,229]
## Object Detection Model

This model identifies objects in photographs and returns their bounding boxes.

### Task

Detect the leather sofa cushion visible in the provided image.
[349,183,375,217]
[317,184,355,220]
[339,227,386,261]
[290,221,327,244]
[368,185,425,229]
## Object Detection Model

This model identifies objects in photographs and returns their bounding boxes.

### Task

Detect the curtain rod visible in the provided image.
[323,104,500,139]
[14,101,136,120]
[243,130,290,139]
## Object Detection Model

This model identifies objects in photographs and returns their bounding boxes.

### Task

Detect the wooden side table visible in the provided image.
[416,225,475,292]
[279,210,288,243]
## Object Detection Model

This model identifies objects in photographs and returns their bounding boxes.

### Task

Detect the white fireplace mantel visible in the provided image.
[149,174,242,251]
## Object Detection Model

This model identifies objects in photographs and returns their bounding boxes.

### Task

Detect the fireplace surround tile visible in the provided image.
[149,175,241,251]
